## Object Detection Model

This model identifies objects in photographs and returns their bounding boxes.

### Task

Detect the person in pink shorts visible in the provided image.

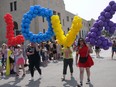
[15,44,25,77]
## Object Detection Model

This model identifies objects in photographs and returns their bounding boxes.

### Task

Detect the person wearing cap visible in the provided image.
[26,42,41,80]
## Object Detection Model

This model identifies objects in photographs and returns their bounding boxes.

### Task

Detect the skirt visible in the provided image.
[16,58,25,65]
[77,55,94,68]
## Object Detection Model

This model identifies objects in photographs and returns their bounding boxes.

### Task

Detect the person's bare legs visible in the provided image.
[16,64,19,76]
[86,67,90,84]
[112,51,114,59]
[79,67,84,86]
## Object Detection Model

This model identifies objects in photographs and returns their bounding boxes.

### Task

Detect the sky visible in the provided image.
[64,0,116,22]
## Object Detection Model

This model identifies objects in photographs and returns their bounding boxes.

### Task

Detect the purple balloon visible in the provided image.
[110,9,115,15]
[93,22,99,27]
[90,27,98,32]
[105,12,112,18]
[90,38,95,45]
[105,26,110,31]
[85,37,90,42]
[87,32,92,37]
[97,31,101,36]
[91,32,97,37]
[104,5,111,12]
[104,22,108,27]
[97,39,102,45]
[98,27,103,31]
[108,21,114,27]
[108,42,112,46]
[103,46,109,50]
[109,27,115,34]
[99,36,105,41]
[112,3,116,11]
[100,11,105,16]
[109,1,115,6]
[114,23,116,27]
[102,40,108,46]
[99,16,105,21]
[98,20,104,27]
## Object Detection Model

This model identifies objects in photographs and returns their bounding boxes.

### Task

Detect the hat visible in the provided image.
[17,44,21,48]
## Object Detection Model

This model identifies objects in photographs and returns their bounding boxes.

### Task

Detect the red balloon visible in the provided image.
[4,13,25,46]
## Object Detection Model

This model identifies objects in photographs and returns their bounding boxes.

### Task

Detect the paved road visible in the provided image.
[0,48,116,87]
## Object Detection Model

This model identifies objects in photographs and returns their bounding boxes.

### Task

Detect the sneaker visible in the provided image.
[29,77,34,81]
[79,82,83,87]
[61,76,65,81]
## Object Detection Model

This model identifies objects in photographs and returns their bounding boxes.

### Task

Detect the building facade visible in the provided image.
[0,0,94,45]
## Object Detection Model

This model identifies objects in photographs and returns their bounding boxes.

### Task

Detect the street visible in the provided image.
[0,48,116,87]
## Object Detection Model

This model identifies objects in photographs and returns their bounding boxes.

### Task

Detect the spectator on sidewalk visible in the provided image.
[111,40,116,59]
[95,46,101,58]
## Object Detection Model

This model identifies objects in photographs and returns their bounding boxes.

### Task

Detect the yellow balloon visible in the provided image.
[51,15,82,47]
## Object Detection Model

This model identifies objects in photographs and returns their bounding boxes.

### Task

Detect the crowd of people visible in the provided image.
[0,38,116,87]
[0,41,63,79]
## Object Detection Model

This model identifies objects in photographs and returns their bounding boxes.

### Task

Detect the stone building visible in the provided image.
[0,0,94,45]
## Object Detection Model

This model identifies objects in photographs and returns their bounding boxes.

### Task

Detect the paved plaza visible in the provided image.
[0,48,116,87]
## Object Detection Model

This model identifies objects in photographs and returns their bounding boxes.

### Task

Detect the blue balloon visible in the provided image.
[21,5,54,43]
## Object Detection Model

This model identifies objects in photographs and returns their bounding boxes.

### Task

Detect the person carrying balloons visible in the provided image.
[62,46,73,81]
[26,43,42,80]
[76,38,94,87]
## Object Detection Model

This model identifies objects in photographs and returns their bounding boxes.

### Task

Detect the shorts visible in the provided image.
[9,57,15,63]
[16,58,25,65]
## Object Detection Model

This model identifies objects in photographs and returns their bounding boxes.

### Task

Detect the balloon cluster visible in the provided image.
[86,1,116,50]
[4,13,24,46]
[21,5,54,43]
[51,15,82,47]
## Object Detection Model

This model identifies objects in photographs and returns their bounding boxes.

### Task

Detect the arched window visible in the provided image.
[14,21,18,30]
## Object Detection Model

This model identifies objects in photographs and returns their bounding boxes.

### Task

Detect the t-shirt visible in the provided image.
[26,47,40,61]
[62,47,73,59]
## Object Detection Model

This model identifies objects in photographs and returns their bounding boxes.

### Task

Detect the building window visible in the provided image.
[10,2,13,11]
[71,18,73,21]
[42,17,44,22]
[64,31,65,35]
[53,10,56,15]
[14,1,17,11]
[14,21,18,30]
[67,27,69,32]
[43,29,45,33]
[67,16,69,21]
[63,19,65,26]
[10,1,17,12]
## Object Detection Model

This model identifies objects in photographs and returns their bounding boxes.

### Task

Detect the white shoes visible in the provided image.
[29,77,34,81]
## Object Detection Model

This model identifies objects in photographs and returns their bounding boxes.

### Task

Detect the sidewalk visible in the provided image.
[0,48,116,87]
